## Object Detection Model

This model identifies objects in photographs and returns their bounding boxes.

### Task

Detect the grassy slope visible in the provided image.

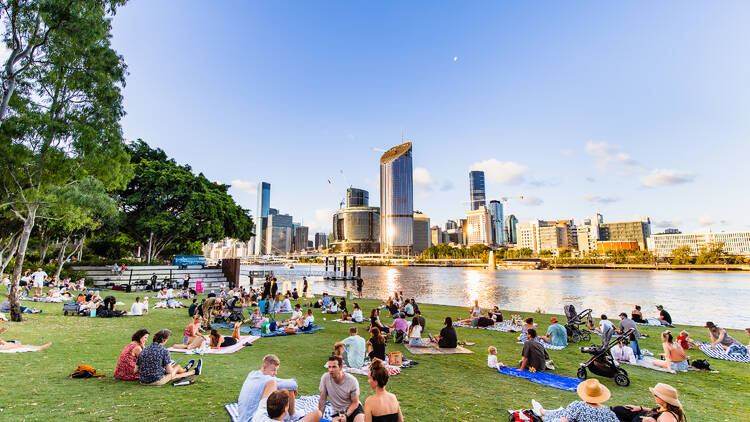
[0,291,748,421]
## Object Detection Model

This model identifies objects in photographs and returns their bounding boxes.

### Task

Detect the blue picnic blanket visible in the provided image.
[498,367,582,391]
[225,394,333,422]
[212,322,324,337]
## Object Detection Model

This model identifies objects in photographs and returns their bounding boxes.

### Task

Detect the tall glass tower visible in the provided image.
[469,171,486,210]
[380,142,414,255]
[505,214,518,244]
[488,200,504,246]
[254,182,271,255]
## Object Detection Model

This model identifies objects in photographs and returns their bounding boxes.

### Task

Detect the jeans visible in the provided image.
[728,344,748,356]
[630,339,642,359]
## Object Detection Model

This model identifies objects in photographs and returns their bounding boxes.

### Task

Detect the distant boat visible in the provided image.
[285,263,295,269]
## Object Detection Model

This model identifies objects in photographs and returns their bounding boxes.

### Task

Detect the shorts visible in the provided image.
[670,360,689,371]
[33,280,43,288]
[409,337,423,346]
[140,372,174,386]
[335,404,364,422]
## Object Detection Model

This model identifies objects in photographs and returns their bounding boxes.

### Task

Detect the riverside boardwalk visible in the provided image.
[1,291,748,421]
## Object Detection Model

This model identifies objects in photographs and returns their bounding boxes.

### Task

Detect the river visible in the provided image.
[242,265,749,329]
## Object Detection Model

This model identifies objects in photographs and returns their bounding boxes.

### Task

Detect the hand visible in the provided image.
[625,405,640,411]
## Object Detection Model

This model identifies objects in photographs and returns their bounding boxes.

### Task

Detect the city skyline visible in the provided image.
[105,2,750,235]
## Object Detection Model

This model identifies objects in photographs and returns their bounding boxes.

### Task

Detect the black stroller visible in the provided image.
[214,296,245,323]
[564,304,593,343]
[577,328,634,386]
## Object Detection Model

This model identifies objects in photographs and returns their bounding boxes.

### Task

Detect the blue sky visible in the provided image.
[109,1,750,235]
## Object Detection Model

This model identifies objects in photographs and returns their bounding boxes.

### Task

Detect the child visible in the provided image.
[677,331,694,349]
[487,346,503,369]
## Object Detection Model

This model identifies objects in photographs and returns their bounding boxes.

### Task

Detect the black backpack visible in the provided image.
[691,359,710,370]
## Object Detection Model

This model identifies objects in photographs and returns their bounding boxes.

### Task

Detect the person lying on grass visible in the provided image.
[135,329,200,386]
[115,329,149,380]
[238,354,313,422]
[0,325,52,352]
[208,328,240,349]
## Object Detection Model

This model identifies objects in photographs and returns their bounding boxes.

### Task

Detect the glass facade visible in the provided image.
[488,200,504,245]
[266,213,293,255]
[331,207,380,253]
[505,214,518,244]
[254,182,271,255]
[346,188,369,207]
[380,142,414,255]
[469,171,486,211]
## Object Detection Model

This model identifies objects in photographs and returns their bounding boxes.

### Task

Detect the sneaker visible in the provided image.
[184,360,195,371]
[531,399,544,416]
[173,377,195,386]
[195,359,203,376]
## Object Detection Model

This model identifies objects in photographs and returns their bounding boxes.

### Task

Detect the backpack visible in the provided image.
[394,329,405,344]
[691,359,711,370]
[507,410,543,422]
[70,365,105,379]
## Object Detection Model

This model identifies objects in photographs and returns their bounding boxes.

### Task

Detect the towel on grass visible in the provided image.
[516,339,567,351]
[20,296,62,303]
[331,318,355,324]
[167,335,259,354]
[621,356,676,373]
[403,340,473,355]
[497,367,582,392]
[226,395,333,422]
[696,342,750,364]
[636,318,667,327]
[454,320,521,333]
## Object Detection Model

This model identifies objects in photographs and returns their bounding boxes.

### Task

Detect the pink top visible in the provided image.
[114,342,140,380]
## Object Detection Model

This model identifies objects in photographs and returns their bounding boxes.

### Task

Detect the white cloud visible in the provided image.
[413,167,436,188]
[698,216,715,226]
[585,141,638,171]
[312,208,334,233]
[519,195,543,206]
[640,169,695,187]
[582,194,619,204]
[653,219,681,228]
[231,179,257,194]
[469,159,528,185]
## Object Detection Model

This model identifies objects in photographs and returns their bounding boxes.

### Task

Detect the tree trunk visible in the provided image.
[9,205,38,322]
[39,228,50,263]
[0,233,21,275]
[54,236,70,280]
[0,73,17,123]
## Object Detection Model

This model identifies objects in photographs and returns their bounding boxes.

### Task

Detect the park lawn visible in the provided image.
[1,291,748,421]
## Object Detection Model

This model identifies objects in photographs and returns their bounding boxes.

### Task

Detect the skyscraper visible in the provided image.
[469,170,486,211]
[294,226,309,252]
[314,232,329,250]
[505,214,518,244]
[254,182,271,255]
[488,200,504,246]
[380,142,414,255]
[466,206,492,246]
[266,213,293,255]
[413,211,430,255]
[331,187,380,253]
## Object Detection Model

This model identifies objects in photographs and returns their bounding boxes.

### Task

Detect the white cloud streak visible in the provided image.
[582,194,619,204]
[469,159,528,185]
[640,169,695,187]
[231,179,258,194]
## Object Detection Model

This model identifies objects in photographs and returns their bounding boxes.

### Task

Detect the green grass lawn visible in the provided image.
[1,290,748,421]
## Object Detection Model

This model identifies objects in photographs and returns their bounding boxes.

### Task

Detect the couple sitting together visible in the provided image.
[114,328,203,385]
[238,354,403,422]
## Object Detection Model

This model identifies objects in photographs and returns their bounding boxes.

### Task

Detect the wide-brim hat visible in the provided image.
[650,383,682,408]
[576,379,611,403]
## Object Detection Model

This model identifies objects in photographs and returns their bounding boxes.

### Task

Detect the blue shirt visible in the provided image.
[238,370,298,422]
[322,296,331,307]
[546,323,568,347]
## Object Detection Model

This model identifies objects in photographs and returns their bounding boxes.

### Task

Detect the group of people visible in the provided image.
[238,354,403,422]
[2,269,86,297]
[114,328,203,385]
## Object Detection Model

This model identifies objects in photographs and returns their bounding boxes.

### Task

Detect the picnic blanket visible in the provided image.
[622,356,676,373]
[20,296,63,303]
[331,318,355,324]
[167,335,259,354]
[212,322,325,337]
[497,367,582,392]
[636,318,669,327]
[697,342,750,364]
[516,339,567,351]
[454,320,522,332]
[403,339,473,355]
[226,395,334,422]
[0,347,42,354]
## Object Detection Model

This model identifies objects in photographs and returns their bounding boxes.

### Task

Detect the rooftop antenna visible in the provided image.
[401,128,404,143]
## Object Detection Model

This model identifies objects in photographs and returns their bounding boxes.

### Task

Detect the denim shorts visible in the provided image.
[670,360,689,371]
[409,338,423,346]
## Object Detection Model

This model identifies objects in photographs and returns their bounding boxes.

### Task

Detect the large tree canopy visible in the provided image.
[119,140,254,262]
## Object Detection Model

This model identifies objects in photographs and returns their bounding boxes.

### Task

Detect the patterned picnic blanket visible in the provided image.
[696,342,750,364]
[167,335,259,354]
[403,339,473,355]
[20,296,63,303]
[514,339,567,351]
[497,367,582,392]
[454,320,522,332]
[212,322,324,337]
[226,395,334,422]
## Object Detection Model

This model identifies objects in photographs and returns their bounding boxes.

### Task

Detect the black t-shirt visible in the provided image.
[660,310,672,324]
[368,338,386,361]
[477,316,494,327]
[521,340,549,371]
[188,303,197,317]
[438,326,457,348]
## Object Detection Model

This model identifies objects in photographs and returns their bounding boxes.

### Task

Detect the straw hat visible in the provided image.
[576,379,611,403]
[649,383,682,408]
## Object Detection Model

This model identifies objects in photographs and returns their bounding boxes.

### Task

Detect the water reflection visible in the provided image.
[243,265,750,328]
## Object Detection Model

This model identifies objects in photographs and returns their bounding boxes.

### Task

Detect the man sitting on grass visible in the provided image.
[519,328,551,372]
[136,329,200,385]
[238,354,307,422]
[253,390,321,422]
[319,355,364,422]
[334,327,367,369]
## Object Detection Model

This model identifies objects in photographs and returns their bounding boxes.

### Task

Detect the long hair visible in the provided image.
[370,327,385,344]
[209,329,222,348]
[408,317,420,336]
[661,403,686,422]
[662,330,674,344]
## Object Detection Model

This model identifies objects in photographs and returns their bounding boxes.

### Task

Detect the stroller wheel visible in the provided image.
[581,331,591,342]
[614,369,630,386]
[577,367,587,379]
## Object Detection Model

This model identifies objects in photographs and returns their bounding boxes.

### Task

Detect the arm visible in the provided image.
[346,395,360,418]
[713,330,726,347]
[364,397,373,422]
[318,391,328,412]
[519,357,528,371]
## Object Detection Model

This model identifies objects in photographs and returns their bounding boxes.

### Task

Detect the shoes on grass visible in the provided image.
[184,360,195,371]
[195,359,203,376]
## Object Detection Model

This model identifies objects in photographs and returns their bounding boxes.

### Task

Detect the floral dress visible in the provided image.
[114,342,140,380]
[544,401,619,422]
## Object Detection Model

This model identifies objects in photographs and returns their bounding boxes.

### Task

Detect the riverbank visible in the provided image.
[1,291,748,421]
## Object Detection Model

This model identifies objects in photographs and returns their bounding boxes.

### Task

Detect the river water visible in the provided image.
[242,265,749,329]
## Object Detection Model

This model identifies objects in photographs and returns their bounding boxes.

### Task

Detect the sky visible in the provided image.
[107,1,750,236]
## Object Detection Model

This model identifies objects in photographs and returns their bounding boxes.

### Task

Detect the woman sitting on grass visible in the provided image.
[114,329,149,380]
[407,316,424,346]
[351,303,363,323]
[431,317,458,348]
[705,321,745,354]
[368,327,387,362]
[172,315,206,350]
[0,326,52,352]
[615,383,686,422]
[364,359,404,422]
[631,305,646,323]
[653,331,688,372]
[370,309,389,334]
[208,327,239,349]
[518,317,537,342]
[534,378,619,421]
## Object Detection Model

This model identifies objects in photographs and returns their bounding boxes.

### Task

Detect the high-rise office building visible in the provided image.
[504,214,518,244]
[599,219,651,250]
[430,225,442,246]
[445,220,457,230]
[517,219,574,252]
[380,142,414,255]
[294,226,309,252]
[466,206,492,246]
[254,182,271,255]
[314,233,329,250]
[488,200,504,246]
[413,211,430,255]
[331,187,380,254]
[469,171,486,211]
[266,213,293,255]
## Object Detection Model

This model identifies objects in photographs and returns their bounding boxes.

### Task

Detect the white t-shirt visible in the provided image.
[352,309,363,322]
[599,319,615,333]
[488,354,499,369]
[166,289,174,299]
[303,315,314,327]
[130,302,148,316]
[31,271,47,286]
[291,309,302,320]
[611,344,636,364]
[409,324,422,339]
[471,306,481,318]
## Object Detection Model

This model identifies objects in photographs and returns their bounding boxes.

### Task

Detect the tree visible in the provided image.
[518,247,533,257]
[118,140,254,263]
[670,245,693,265]
[0,0,131,322]
[696,242,724,265]
[538,249,553,257]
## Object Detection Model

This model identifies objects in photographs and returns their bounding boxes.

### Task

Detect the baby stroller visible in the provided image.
[564,304,593,343]
[577,328,634,386]
[215,296,244,323]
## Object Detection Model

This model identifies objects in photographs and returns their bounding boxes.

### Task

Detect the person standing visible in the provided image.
[302,277,308,297]
[183,273,191,290]
[618,313,642,359]
[356,277,363,298]
[31,267,48,296]
[318,355,364,422]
